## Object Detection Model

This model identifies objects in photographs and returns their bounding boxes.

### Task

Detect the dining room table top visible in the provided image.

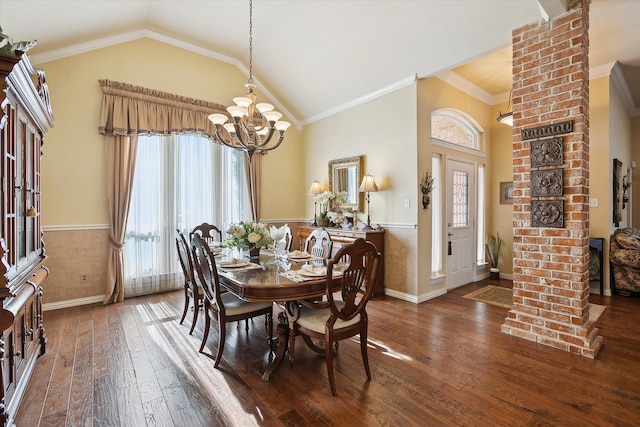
[215,250,341,303]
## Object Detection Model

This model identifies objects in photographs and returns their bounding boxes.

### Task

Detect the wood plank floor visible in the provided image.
[15,279,640,426]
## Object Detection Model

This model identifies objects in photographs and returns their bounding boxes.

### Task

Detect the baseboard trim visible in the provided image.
[385,287,447,304]
[44,295,105,311]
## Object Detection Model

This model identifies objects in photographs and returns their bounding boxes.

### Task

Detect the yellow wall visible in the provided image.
[37,38,305,303]
[417,77,494,295]
[302,84,419,296]
[632,116,640,227]
[487,104,515,276]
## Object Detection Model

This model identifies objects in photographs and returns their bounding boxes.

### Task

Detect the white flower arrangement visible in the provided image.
[225,221,273,251]
[315,190,335,218]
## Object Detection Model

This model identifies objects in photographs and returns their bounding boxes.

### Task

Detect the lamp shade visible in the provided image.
[308,180,323,195]
[497,111,513,126]
[359,174,378,192]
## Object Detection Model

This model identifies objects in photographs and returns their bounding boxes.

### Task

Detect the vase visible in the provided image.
[247,247,260,261]
[489,267,500,280]
[317,218,330,227]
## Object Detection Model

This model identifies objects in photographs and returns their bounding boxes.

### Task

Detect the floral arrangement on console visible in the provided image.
[225,221,273,253]
[421,170,435,209]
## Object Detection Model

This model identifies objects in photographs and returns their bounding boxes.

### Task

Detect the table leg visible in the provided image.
[261,311,289,382]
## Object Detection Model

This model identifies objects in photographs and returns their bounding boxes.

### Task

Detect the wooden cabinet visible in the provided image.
[297,226,385,297]
[0,52,53,425]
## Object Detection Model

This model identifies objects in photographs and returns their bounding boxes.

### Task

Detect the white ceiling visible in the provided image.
[2,0,640,126]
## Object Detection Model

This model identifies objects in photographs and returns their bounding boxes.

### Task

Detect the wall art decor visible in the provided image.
[613,158,622,227]
[531,200,564,228]
[500,182,514,204]
[531,137,563,167]
[531,169,563,197]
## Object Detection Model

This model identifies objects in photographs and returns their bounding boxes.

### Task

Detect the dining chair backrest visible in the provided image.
[277,224,293,252]
[326,237,380,321]
[176,229,204,334]
[304,228,333,259]
[176,230,195,285]
[190,222,223,245]
[191,234,223,309]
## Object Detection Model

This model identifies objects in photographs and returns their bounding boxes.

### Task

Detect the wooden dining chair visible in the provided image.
[304,228,333,259]
[288,238,381,396]
[175,230,204,335]
[190,234,273,368]
[190,222,223,245]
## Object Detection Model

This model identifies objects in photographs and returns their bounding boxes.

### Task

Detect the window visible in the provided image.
[124,133,250,296]
[477,164,486,265]
[431,154,442,277]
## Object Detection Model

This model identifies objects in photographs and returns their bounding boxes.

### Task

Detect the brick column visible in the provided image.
[501,0,603,358]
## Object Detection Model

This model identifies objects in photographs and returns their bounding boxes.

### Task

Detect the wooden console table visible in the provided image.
[297,226,385,297]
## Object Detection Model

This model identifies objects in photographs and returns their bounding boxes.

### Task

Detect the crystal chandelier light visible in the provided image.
[208,0,291,160]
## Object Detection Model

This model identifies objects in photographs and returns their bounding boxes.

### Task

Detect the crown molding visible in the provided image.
[300,74,417,126]
[29,29,302,129]
[435,70,496,105]
[611,61,640,117]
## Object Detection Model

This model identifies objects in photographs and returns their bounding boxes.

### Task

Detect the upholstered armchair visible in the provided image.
[610,228,640,295]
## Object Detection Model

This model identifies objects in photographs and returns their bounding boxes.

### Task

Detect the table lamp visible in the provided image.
[308,180,323,226]
[359,174,378,230]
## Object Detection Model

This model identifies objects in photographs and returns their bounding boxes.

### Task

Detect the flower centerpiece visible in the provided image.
[225,221,273,260]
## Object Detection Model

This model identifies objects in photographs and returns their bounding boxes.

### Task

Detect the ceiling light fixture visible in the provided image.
[496,89,513,126]
[208,0,290,161]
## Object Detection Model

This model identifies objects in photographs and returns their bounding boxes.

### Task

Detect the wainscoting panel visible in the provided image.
[41,227,110,305]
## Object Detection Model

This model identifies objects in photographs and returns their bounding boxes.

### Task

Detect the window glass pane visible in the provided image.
[431,154,442,276]
[477,165,486,264]
[452,170,469,228]
[124,134,249,296]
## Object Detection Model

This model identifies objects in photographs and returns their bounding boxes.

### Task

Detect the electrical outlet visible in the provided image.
[80,274,88,282]
[589,198,599,207]
[404,198,410,208]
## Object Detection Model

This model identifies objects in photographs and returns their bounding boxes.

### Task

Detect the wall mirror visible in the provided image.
[328,156,362,212]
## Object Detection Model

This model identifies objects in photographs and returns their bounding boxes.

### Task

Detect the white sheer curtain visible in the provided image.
[124,133,250,297]
[431,154,443,277]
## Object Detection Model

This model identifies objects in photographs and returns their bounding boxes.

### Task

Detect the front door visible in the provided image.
[445,158,476,290]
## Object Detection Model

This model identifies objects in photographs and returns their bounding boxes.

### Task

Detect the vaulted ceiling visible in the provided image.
[3,0,640,126]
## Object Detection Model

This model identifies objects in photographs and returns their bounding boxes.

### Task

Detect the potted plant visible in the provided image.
[420,170,435,209]
[314,190,335,227]
[485,232,502,280]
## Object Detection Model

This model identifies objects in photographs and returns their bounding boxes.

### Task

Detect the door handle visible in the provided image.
[448,232,453,237]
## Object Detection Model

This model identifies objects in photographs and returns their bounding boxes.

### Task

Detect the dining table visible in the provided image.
[215,249,342,381]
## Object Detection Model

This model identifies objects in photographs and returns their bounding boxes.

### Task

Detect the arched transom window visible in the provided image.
[431,109,480,149]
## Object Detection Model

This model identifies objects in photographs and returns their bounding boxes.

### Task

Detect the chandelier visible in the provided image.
[208,0,290,160]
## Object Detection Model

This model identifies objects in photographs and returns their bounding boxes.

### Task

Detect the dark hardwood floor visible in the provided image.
[15,279,640,426]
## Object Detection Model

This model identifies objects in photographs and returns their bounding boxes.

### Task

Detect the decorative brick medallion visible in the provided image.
[531,137,563,168]
[531,169,563,197]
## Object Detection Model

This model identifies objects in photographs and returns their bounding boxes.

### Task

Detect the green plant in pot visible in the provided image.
[485,232,502,280]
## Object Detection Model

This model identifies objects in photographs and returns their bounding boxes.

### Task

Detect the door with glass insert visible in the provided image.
[445,158,476,289]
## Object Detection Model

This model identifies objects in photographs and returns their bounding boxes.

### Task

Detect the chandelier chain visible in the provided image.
[248,0,253,83]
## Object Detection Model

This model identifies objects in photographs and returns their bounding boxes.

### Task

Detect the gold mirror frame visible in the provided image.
[328,156,363,212]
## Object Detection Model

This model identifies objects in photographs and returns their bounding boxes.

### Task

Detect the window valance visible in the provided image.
[98,79,227,137]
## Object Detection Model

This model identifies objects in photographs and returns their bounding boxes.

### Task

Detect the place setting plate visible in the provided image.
[219,259,250,268]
